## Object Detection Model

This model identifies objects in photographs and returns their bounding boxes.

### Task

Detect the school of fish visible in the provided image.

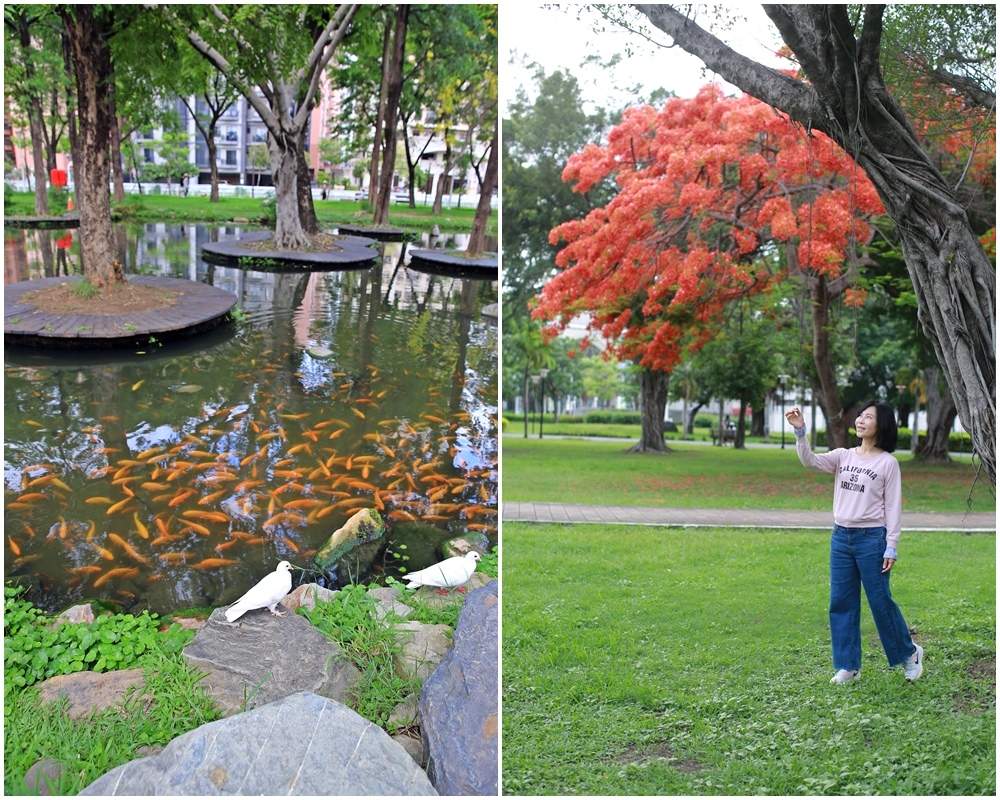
[6,348,498,611]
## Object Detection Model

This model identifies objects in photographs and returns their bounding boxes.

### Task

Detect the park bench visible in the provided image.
[710,426,737,446]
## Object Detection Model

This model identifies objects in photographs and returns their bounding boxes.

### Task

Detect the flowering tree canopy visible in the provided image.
[535,84,883,373]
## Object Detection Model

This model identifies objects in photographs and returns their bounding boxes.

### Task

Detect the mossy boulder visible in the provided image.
[313,508,386,586]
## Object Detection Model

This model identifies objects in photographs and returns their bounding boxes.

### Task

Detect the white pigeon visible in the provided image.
[405,551,481,593]
[225,561,293,622]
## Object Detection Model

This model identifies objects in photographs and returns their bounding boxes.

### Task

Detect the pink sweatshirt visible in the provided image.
[796,434,902,550]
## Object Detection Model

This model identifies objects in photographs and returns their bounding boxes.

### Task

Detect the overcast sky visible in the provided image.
[503,4,787,112]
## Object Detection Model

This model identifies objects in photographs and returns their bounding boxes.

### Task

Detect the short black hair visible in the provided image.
[858,399,897,453]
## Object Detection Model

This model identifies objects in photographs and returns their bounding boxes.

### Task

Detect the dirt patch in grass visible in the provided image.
[22,280,180,316]
[240,231,344,253]
[615,741,704,773]
[955,655,996,714]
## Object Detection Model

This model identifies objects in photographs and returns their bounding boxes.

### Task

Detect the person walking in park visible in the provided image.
[785,401,924,685]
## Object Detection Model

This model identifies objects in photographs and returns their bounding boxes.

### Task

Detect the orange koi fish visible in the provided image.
[168,489,196,507]
[190,558,238,570]
[182,521,212,536]
[108,533,151,565]
[86,497,113,506]
[16,492,47,503]
[182,510,229,524]
[7,536,21,556]
[388,510,417,522]
[214,540,239,552]
[94,567,140,588]
[92,544,115,561]
[69,566,103,577]
[133,513,150,539]
[106,497,134,515]
[159,552,189,564]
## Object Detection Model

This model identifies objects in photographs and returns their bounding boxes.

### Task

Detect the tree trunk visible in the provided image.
[368,14,393,206]
[295,129,319,234]
[373,4,409,226]
[635,3,996,486]
[433,134,452,215]
[14,13,49,216]
[809,275,850,449]
[207,133,220,202]
[465,134,497,257]
[108,70,125,202]
[267,133,310,250]
[915,366,957,463]
[627,367,669,452]
[61,6,121,286]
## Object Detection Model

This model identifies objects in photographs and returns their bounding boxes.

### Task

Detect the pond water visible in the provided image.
[4,223,498,615]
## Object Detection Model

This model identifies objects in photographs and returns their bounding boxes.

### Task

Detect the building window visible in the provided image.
[224,150,237,167]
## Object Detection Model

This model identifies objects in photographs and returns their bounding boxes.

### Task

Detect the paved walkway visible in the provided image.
[502,502,996,532]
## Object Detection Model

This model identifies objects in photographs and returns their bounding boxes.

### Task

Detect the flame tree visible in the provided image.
[534,86,883,451]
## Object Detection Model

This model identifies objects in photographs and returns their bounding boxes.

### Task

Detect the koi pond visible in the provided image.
[4,223,498,615]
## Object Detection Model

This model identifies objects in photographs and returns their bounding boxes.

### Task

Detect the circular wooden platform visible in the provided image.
[337,223,408,242]
[200,231,378,270]
[407,249,498,280]
[5,214,81,230]
[4,275,237,349]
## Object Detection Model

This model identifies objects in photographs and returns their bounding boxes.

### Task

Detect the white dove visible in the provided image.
[225,561,293,622]
[405,551,481,594]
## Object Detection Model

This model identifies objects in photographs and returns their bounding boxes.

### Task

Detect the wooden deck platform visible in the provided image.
[4,275,237,349]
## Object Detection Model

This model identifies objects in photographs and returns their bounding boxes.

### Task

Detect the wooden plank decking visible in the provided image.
[4,275,237,348]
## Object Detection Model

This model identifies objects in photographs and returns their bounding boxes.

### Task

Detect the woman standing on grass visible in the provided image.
[785,400,924,685]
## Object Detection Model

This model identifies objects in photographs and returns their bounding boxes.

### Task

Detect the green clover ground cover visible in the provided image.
[501,523,995,796]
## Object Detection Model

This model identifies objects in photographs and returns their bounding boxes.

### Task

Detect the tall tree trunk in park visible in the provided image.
[808,274,850,450]
[432,131,452,214]
[61,28,81,204]
[12,12,49,215]
[465,133,497,257]
[368,14,393,206]
[60,6,124,286]
[634,3,996,485]
[915,366,958,463]
[373,4,409,226]
[108,69,126,203]
[295,128,319,235]
[266,133,311,250]
[627,368,669,453]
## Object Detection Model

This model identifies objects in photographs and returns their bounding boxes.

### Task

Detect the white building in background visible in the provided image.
[128,73,494,205]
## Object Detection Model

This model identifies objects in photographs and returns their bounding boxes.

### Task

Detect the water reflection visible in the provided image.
[4,224,498,615]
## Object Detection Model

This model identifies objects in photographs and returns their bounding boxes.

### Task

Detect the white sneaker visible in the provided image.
[903,644,924,681]
[831,669,860,684]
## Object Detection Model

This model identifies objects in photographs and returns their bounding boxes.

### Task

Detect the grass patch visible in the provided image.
[501,437,989,513]
[3,590,218,794]
[501,523,996,795]
[5,192,491,236]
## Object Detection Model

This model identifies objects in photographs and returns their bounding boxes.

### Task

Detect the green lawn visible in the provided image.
[501,523,996,796]
[501,437,989,514]
[4,191,493,236]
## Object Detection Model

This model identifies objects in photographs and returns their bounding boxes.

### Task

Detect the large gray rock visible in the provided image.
[280,582,339,613]
[391,621,453,682]
[420,580,498,796]
[313,508,386,587]
[79,692,438,796]
[183,606,360,717]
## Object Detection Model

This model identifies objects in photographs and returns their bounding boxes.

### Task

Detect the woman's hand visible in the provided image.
[785,407,805,430]
[882,558,896,573]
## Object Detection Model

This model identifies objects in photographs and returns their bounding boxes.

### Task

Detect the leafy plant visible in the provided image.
[72,279,101,300]
[4,587,165,689]
[303,584,422,728]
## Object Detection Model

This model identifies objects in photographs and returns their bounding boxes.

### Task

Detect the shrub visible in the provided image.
[260,196,276,228]
[693,414,717,429]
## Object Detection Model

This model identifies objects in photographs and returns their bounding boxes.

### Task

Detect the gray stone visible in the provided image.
[24,758,65,795]
[391,621,453,682]
[409,571,491,609]
[79,692,437,796]
[52,603,95,627]
[281,582,339,613]
[420,580,498,796]
[182,606,360,717]
[392,733,424,766]
[441,533,491,560]
[368,585,413,620]
[38,667,147,720]
[388,695,419,730]
[313,508,386,586]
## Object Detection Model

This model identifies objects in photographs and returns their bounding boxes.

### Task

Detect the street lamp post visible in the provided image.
[778,374,791,449]
[539,368,549,439]
[530,375,540,437]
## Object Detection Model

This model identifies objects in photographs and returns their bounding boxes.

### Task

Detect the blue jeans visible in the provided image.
[829,525,916,671]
